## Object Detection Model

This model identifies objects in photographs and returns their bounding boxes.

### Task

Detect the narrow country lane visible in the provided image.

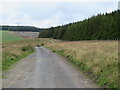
[3,47,97,88]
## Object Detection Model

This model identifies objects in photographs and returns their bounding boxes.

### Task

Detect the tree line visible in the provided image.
[1,26,43,32]
[39,10,119,40]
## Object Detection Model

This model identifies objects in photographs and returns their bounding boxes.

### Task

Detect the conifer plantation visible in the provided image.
[39,10,119,40]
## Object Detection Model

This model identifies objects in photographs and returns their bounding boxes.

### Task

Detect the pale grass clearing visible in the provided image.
[46,40,118,88]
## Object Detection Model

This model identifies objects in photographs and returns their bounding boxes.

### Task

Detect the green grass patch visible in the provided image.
[0,31,23,42]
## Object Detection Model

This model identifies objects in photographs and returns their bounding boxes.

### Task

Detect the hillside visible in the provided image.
[39,10,119,40]
[1,26,43,32]
[0,31,23,42]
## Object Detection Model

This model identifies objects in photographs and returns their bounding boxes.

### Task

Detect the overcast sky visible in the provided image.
[0,0,119,28]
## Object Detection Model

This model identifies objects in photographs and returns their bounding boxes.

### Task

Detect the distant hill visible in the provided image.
[1,26,43,32]
[39,10,119,40]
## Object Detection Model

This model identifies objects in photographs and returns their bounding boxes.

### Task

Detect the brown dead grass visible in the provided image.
[46,40,118,88]
[1,38,118,88]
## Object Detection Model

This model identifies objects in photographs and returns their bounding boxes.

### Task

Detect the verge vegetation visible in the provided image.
[45,40,118,88]
[1,37,119,89]
[1,38,51,71]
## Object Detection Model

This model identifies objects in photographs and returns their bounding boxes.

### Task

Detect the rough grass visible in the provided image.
[2,45,34,71]
[1,38,52,71]
[0,31,23,42]
[1,37,119,88]
[45,40,118,88]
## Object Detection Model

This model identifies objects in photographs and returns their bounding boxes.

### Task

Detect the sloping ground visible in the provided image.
[1,31,23,42]
[11,31,39,38]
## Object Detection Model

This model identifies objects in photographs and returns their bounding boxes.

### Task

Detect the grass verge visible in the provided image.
[45,41,118,89]
[1,38,52,71]
[2,45,34,71]
[49,48,118,89]
[1,38,119,89]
